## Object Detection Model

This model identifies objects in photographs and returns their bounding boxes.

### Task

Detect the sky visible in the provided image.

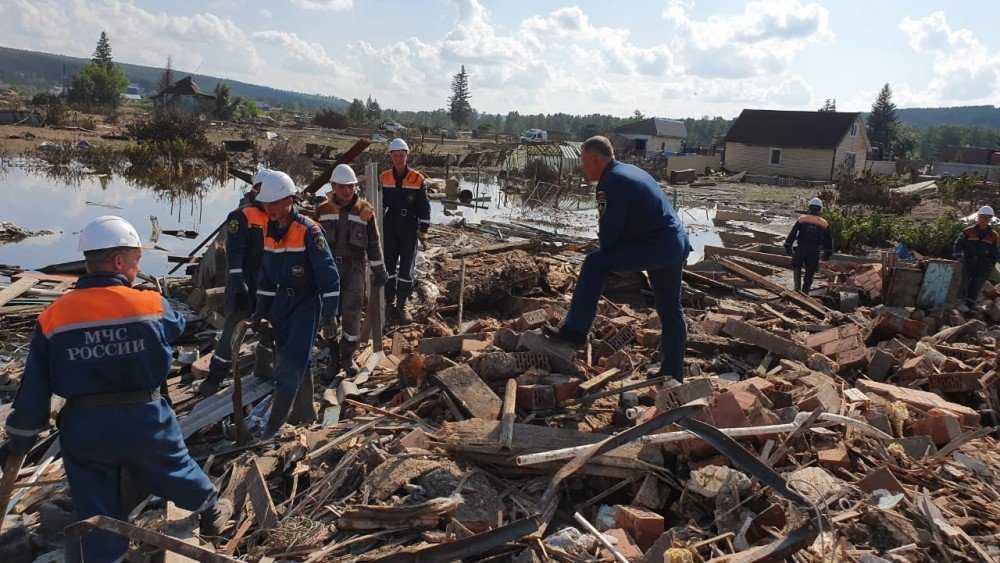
[1,0,998,119]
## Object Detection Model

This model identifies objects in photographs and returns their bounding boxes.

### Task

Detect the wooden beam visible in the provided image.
[499,379,517,451]
[451,239,536,259]
[703,245,792,268]
[717,258,832,319]
[246,458,278,530]
[578,368,623,394]
[0,278,38,308]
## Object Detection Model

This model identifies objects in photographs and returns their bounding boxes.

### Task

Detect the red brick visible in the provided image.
[709,390,750,429]
[817,444,851,470]
[910,408,962,446]
[613,505,664,551]
[604,528,643,561]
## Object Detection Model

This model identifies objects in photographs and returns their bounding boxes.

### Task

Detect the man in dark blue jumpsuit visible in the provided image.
[380,138,431,323]
[198,170,269,397]
[954,205,999,305]
[544,136,692,382]
[1,216,230,562]
[254,171,340,438]
[784,197,833,294]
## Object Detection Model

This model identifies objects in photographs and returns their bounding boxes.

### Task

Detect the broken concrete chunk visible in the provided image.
[687,465,751,499]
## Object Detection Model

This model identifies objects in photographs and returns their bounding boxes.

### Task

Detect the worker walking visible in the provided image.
[254,170,340,438]
[380,138,430,323]
[198,169,270,397]
[316,164,388,377]
[784,197,833,294]
[543,137,692,383]
[0,216,231,562]
[954,205,999,305]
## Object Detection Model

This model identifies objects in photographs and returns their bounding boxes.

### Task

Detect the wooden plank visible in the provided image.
[246,458,278,530]
[180,378,273,439]
[432,365,502,420]
[499,379,517,450]
[0,278,38,308]
[578,368,623,394]
[451,239,535,259]
[717,258,832,319]
[164,502,201,563]
[703,245,792,268]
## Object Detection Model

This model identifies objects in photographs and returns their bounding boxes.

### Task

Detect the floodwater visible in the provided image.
[0,165,721,276]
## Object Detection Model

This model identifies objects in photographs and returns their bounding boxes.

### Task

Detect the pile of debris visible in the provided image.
[2,220,1000,563]
[0,221,52,244]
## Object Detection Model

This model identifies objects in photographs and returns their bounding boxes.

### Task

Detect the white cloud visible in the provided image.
[289,0,353,11]
[0,0,263,78]
[663,0,833,79]
[252,30,338,69]
[899,11,1000,103]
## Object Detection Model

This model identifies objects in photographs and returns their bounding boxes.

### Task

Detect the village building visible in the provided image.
[612,117,687,158]
[722,110,870,180]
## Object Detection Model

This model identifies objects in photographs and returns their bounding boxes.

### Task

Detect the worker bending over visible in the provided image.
[1,216,231,562]
[544,136,692,383]
[254,171,340,438]
[316,164,388,377]
[954,205,999,305]
[199,169,270,396]
[380,138,430,323]
[784,197,833,294]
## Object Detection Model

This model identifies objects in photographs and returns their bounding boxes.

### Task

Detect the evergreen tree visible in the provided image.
[868,83,899,157]
[632,109,645,121]
[212,82,242,121]
[448,65,472,127]
[365,96,381,121]
[347,98,366,124]
[92,31,113,68]
[819,99,837,112]
[158,56,174,94]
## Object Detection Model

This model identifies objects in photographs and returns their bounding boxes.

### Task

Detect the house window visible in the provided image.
[769,148,782,165]
[850,122,858,137]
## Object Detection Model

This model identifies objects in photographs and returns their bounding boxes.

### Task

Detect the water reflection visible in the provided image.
[0,162,243,276]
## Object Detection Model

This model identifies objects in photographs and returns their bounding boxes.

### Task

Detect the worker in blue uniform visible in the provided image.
[254,170,340,438]
[198,169,270,397]
[784,197,833,294]
[543,136,692,383]
[380,138,431,323]
[0,216,231,562]
[954,205,999,305]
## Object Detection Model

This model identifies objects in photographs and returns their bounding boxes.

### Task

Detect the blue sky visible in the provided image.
[2,0,998,118]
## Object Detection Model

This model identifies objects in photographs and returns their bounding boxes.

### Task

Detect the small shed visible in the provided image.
[152,76,215,112]
[613,118,687,158]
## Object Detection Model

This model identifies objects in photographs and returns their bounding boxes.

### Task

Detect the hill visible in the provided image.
[0,45,349,112]
[895,105,1000,129]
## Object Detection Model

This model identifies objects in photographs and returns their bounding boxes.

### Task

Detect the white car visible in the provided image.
[372,133,388,143]
[381,121,405,133]
[520,128,548,143]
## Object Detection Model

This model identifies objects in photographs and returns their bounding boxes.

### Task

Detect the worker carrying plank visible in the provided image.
[0,216,232,562]
[954,205,999,305]
[542,136,692,383]
[253,170,340,438]
[316,164,388,378]
[784,197,833,294]
[380,138,431,324]
[198,169,270,397]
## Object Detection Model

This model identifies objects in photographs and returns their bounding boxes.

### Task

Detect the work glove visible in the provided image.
[784,244,793,256]
[822,251,833,261]
[372,268,389,287]
[250,313,267,333]
[224,277,249,316]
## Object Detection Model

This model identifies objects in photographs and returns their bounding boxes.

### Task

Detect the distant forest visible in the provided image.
[2,45,999,158]
[0,45,349,112]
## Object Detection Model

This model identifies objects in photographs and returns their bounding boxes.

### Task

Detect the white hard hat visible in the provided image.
[388,138,409,152]
[252,168,272,185]
[979,205,995,217]
[808,197,823,208]
[331,164,358,185]
[255,170,297,203]
[78,215,147,253]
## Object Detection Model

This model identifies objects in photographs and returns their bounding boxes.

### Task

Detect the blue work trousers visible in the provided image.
[59,400,216,562]
[269,297,321,395]
[563,242,688,380]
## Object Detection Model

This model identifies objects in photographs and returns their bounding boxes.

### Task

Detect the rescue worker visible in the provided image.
[254,170,340,438]
[784,197,833,294]
[953,205,999,305]
[0,216,231,562]
[380,138,431,323]
[543,136,692,383]
[198,169,270,397]
[316,164,389,377]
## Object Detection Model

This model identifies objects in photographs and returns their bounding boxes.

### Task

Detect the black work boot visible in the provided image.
[288,369,317,426]
[395,301,413,324]
[340,342,359,378]
[542,323,587,348]
[199,498,234,537]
